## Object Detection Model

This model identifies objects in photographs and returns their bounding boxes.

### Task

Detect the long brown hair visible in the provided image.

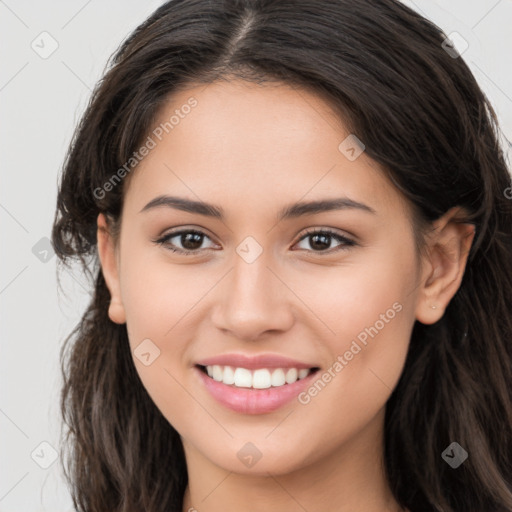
[51,1,512,510]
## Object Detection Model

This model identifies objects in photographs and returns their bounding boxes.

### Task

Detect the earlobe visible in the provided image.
[415,208,475,325]
[97,213,126,325]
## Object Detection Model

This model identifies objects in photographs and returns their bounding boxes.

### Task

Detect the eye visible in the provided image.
[293,228,356,253]
[153,227,356,256]
[153,229,218,255]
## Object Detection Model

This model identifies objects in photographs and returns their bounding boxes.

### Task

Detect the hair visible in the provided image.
[51,0,512,510]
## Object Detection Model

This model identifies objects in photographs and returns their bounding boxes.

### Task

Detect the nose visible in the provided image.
[211,250,295,341]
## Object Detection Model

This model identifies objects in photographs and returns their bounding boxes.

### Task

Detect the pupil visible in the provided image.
[182,232,203,250]
[310,233,330,250]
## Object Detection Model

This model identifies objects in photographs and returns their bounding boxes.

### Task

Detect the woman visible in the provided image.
[51,0,512,510]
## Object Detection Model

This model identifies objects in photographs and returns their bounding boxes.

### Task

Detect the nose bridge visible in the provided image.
[211,241,293,339]
[232,245,273,304]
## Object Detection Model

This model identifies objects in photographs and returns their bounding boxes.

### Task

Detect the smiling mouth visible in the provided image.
[197,364,320,389]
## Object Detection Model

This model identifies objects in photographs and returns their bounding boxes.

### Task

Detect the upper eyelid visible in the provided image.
[158,227,219,244]
[298,227,354,240]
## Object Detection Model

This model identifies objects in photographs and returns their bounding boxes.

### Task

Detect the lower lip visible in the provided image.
[195,366,318,415]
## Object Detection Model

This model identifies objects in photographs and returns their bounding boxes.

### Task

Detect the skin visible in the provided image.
[97,79,475,512]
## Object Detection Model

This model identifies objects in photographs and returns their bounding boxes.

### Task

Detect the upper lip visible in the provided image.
[196,353,319,370]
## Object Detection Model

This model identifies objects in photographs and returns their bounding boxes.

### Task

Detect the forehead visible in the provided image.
[123,80,410,222]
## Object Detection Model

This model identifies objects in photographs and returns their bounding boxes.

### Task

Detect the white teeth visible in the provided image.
[212,365,223,382]
[223,365,235,385]
[285,368,298,384]
[204,365,313,389]
[298,368,309,379]
[233,367,252,388]
[271,368,286,387]
[252,369,272,389]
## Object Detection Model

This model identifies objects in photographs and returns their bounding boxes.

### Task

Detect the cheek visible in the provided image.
[309,242,415,342]
[117,249,216,425]
[300,242,417,401]
[119,246,208,349]
[117,254,203,437]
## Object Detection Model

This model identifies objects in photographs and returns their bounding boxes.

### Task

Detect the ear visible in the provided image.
[97,213,126,324]
[415,207,475,325]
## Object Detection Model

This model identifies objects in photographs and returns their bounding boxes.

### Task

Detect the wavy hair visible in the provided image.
[51,0,512,510]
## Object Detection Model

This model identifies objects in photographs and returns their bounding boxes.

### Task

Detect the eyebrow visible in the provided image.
[139,195,376,220]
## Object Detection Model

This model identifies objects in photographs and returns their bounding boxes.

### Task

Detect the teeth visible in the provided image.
[204,365,313,389]
[253,369,272,389]
[298,368,309,379]
[212,365,223,382]
[271,368,285,387]
[223,365,235,385]
[285,368,298,384]
[233,367,252,388]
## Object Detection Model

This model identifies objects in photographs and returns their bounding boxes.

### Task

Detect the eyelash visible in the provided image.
[153,228,356,255]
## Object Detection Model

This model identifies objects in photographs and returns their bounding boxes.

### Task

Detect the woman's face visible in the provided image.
[99,79,430,475]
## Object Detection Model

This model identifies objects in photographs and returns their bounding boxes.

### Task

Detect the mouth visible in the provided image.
[196,364,320,389]
[194,363,321,414]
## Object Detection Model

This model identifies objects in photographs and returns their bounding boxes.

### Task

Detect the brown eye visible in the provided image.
[154,229,217,254]
[294,229,356,253]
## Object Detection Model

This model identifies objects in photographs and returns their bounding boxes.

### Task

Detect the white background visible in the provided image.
[1,1,511,510]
